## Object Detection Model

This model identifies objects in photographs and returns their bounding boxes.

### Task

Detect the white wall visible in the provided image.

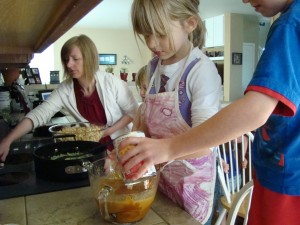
[54,27,152,82]
[29,27,152,84]
[223,13,260,102]
[29,44,54,84]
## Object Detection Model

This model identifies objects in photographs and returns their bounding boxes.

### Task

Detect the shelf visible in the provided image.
[209,56,224,61]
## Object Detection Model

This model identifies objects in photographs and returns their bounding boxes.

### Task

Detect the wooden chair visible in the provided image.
[215,132,254,225]
[226,180,254,225]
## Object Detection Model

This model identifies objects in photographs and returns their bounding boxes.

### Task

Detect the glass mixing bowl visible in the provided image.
[83,156,159,224]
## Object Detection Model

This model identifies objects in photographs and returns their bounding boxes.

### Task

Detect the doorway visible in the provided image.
[242,43,255,92]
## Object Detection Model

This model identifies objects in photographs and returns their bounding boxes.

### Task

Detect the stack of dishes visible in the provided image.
[0,90,11,111]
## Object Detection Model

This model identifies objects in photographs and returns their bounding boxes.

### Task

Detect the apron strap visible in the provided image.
[178,58,200,127]
[149,56,160,94]
[148,57,201,127]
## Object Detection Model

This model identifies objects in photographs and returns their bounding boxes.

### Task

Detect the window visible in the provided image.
[98,54,117,65]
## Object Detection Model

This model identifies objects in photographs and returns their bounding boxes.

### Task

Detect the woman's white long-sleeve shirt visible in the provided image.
[25,71,138,139]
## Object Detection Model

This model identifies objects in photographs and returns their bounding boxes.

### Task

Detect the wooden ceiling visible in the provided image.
[0,0,102,69]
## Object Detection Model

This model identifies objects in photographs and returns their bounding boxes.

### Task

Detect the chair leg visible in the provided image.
[215,208,227,225]
[226,181,254,225]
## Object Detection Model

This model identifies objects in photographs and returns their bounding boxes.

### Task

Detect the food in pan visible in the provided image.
[49,122,105,142]
[50,151,93,160]
[57,125,103,141]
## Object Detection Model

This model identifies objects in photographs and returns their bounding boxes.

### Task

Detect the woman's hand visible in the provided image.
[0,118,34,162]
[0,139,11,162]
[118,136,172,180]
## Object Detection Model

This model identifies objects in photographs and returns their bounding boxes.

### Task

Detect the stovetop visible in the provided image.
[0,139,90,200]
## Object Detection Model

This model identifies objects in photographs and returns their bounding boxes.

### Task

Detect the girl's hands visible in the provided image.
[221,159,230,173]
[118,137,172,180]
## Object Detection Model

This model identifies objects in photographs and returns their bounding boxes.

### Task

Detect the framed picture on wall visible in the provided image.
[50,71,60,84]
[98,53,117,65]
[232,53,242,65]
[25,68,42,84]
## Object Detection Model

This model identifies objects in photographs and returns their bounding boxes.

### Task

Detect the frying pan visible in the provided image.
[33,141,107,181]
[32,125,52,137]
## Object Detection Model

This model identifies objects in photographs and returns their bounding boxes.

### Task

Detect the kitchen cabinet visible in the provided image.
[204,14,224,48]
[204,17,214,47]
[0,0,102,68]
[209,56,224,61]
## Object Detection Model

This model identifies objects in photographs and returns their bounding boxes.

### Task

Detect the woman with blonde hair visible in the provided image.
[0,34,138,159]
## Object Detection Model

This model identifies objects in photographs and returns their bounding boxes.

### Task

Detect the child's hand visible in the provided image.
[242,159,248,169]
[107,149,117,161]
[221,159,230,173]
[119,136,172,180]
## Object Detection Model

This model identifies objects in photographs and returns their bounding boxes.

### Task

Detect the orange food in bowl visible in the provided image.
[103,192,155,223]
[97,176,158,223]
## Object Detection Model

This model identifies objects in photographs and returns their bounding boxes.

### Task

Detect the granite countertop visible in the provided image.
[0,187,202,225]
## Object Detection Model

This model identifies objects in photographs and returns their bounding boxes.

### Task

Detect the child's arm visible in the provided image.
[132,105,142,131]
[132,104,150,137]
[237,135,249,169]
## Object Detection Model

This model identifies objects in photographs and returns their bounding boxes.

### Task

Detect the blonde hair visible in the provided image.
[131,0,206,49]
[61,34,99,82]
[135,65,148,89]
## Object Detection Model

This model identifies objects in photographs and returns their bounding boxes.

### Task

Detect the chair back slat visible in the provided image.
[220,143,230,191]
[241,135,246,186]
[248,133,254,182]
[233,139,240,192]
[228,141,235,194]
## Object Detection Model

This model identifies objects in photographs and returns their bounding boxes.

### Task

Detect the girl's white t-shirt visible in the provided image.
[151,47,222,127]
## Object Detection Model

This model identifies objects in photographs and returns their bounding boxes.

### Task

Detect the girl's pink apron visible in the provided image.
[141,57,216,224]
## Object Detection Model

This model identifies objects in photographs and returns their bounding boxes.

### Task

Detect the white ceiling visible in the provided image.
[74,0,266,29]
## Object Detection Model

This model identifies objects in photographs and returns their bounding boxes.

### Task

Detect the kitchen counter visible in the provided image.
[0,187,201,225]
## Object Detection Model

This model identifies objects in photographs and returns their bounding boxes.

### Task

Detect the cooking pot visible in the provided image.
[33,141,107,181]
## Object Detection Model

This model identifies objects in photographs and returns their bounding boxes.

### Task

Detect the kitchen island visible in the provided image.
[0,187,201,225]
[0,132,203,224]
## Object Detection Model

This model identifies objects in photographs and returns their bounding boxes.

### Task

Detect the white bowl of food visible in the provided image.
[49,122,106,142]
